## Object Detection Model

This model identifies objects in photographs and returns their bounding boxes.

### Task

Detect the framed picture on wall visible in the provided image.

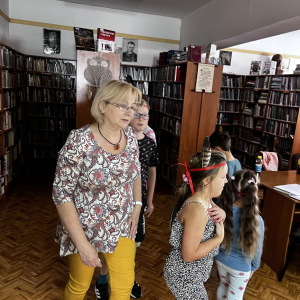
[281,58,290,72]
[122,38,138,62]
[43,28,61,55]
[219,50,232,66]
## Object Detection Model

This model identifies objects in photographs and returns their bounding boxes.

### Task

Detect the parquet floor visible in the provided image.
[0,164,300,300]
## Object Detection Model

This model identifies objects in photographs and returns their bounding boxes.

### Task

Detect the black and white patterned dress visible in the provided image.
[164,201,219,300]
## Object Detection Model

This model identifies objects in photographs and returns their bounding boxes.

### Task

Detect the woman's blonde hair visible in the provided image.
[91,80,142,124]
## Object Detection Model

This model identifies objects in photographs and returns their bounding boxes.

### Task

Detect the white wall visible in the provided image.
[0,0,9,45]
[8,0,180,65]
[180,0,300,50]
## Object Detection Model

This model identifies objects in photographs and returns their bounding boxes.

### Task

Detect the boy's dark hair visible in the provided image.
[209,131,231,151]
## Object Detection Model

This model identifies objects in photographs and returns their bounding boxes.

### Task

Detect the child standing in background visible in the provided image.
[209,131,242,177]
[164,140,227,300]
[216,169,264,300]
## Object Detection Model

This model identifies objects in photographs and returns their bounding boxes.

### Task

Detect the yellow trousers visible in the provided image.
[64,237,135,300]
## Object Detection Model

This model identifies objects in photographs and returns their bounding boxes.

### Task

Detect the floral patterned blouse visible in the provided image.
[52,125,141,257]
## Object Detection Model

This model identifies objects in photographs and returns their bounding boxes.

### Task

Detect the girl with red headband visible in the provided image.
[164,138,228,300]
[215,169,264,300]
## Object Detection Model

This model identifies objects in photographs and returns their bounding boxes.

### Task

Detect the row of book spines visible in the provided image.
[271,76,300,90]
[0,46,15,69]
[155,129,180,152]
[235,139,259,156]
[149,83,185,98]
[27,105,76,118]
[151,66,186,82]
[264,120,295,137]
[27,131,70,145]
[159,160,177,186]
[220,89,241,100]
[26,87,75,102]
[149,98,183,117]
[119,67,151,81]
[26,58,76,74]
[217,113,239,125]
[218,102,240,112]
[269,91,300,106]
[221,76,243,88]
[26,146,61,159]
[27,74,76,89]
[158,146,178,168]
[27,118,75,131]
[266,107,298,122]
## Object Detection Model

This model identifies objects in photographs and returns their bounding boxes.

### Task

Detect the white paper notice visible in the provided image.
[195,63,215,93]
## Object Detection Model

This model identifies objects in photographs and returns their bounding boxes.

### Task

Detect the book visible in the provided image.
[274,184,300,200]
[188,45,201,63]
[74,27,95,52]
[97,28,115,53]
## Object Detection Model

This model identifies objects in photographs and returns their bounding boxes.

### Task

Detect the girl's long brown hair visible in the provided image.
[218,170,262,260]
[171,150,226,223]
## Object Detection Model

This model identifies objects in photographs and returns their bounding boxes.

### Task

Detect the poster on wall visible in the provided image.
[195,63,215,93]
[74,27,95,52]
[219,50,232,66]
[249,61,262,75]
[97,28,115,53]
[262,60,272,75]
[281,58,290,72]
[76,51,120,128]
[43,29,61,55]
[122,38,138,62]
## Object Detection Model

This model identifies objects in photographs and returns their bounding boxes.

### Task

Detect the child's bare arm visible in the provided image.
[144,167,156,217]
[180,204,224,262]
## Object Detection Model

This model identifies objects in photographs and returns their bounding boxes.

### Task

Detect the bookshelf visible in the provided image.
[0,43,26,198]
[149,62,223,186]
[216,74,300,170]
[25,55,77,160]
[120,64,151,95]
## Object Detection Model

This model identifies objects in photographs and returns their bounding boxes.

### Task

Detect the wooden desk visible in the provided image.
[260,170,300,276]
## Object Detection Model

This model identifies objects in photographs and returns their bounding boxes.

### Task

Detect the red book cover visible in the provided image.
[97,28,115,42]
[188,45,202,62]
[159,52,163,66]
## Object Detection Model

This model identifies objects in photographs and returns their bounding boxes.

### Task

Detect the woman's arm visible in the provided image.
[144,167,156,217]
[128,177,142,240]
[56,202,101,268]
[181,204,224,262]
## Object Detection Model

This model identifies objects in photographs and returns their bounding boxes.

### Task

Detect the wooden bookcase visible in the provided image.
[120,64,151,95]
[216,73,300,170]
[25,55,77,160]
[149,62,223,186]
[0,43,26,198]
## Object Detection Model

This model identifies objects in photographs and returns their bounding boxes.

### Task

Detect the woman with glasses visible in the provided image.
[52,80,142,300]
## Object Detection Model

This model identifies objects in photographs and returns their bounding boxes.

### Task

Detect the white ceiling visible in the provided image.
[58,0,212,19]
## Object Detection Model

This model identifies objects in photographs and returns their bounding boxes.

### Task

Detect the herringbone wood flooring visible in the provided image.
[0,164,300,300]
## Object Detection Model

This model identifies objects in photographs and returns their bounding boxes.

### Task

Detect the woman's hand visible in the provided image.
[127,205,142,240]
[208,199,226,223]
[144,203,154,217]
[77,241,102,268]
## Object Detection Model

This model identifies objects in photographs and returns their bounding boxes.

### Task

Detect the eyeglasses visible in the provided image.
[104,101,137,113]
[133,113,150,120]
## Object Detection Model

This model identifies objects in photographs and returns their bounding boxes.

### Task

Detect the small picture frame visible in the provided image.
[219,51,232,66]
[122,38,138,62]
[43,29,61,55]
[281,58,290,72]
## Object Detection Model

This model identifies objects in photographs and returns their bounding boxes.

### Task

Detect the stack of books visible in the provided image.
[274,184,300,200]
